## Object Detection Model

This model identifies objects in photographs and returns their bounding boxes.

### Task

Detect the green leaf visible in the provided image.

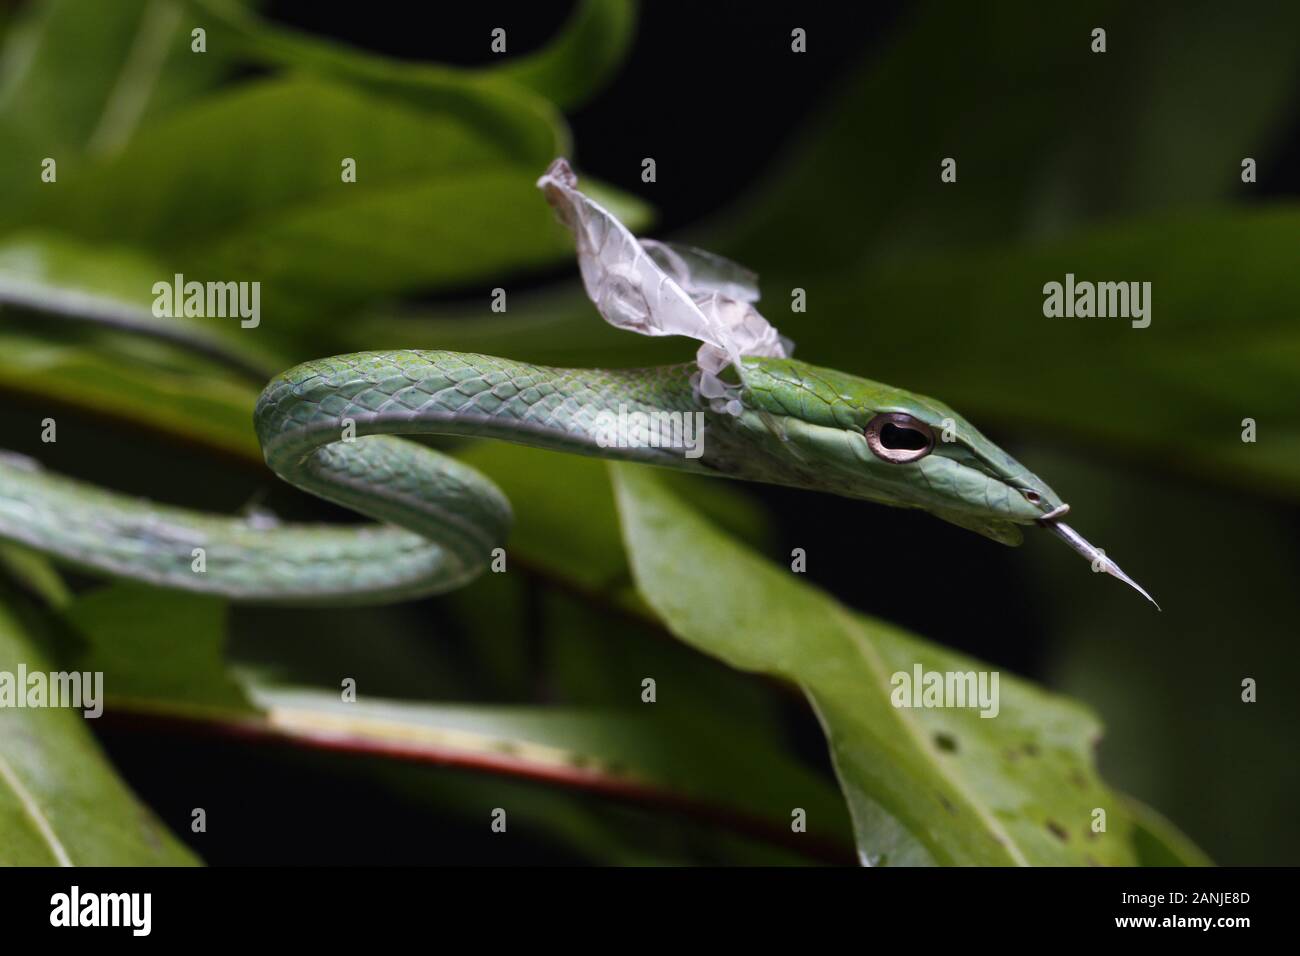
[184,0,563,159]
[609,462,1172,866]
[0,231,282,378]
[0,324,261,459]
[460,441,635,594]
[190,0,636,112]
[460,440,770,596]
[0,0,235,151]
[64,583,254,716]
[0,225,270,463]
[485,0,637,109]
[19,75,647,331]
[0,0,237,228]
[0,542,70,607]
[1122,794,1213,867]
[0,588,198,865]
[348,286,685,374]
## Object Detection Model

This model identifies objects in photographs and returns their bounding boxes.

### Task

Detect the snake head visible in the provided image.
[736,357,1061,537]
[734,357,1159,607]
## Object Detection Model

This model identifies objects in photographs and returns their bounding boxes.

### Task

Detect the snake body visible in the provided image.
[1,346,1080,605]
[1,351,750,602]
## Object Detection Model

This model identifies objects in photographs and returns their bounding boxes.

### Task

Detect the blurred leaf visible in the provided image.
[0,541,70,607]
[0,324,260,458]
[184,0,562,157]
[0,231,282,377]
[0,587,198,865]
[1122,794,1213,867]
[533,586,854,862]
[486,0,637,109]
[725,1,1300,270]
[64,583,253,715]
[0,0,237,224]
[347,286,682,371]
[779,208,1300,498]
[191,0,636,112]
[609,463,1175,865]
[16,75,648,338]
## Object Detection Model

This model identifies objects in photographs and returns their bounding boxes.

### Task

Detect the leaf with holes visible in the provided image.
[609,463,1187,866]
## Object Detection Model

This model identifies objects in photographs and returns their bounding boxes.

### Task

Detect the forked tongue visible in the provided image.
[1041,520,1160,610]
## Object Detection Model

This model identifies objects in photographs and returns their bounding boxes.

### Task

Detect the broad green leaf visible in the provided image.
[26,74,543,251]
[190,0,636,111]
[0,588,198,865]
[609,463,1172,866]
[0,115,45,224]
[19,75,648,337]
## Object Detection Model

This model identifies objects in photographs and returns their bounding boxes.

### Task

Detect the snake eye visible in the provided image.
[864,413,934,463]
[1022,490,1041,503]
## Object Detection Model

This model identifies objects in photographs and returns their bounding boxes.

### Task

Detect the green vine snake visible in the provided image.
[0,160,1157,608]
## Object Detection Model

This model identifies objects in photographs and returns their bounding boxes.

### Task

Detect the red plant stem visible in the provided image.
[99,707,856,866]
